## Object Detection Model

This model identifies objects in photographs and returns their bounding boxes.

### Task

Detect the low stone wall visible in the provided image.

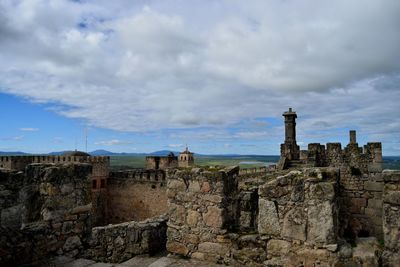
[107,170,167,223]
[166,166,239,263]
[85,216,167,263]
[0,164,93,266]
[0,169,24,229]
[382,170,400,265]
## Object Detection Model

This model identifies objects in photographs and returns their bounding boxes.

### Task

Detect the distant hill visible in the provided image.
[0,151,29,156]
[89,150,147,156]
[48,151,69,155]
[148,150,180,156]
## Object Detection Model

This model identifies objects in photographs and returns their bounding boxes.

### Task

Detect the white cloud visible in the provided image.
[0,0,398,152]
[168,144,184,148]
[20,128,39,132]
[94,139,133,146]
[1,135,24,141]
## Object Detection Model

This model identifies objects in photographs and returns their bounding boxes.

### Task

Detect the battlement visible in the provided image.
[109,169,166,183]
[301,137,383,173]
[279,110,383,173]
[238,166,276,176]
[0,155,110,172]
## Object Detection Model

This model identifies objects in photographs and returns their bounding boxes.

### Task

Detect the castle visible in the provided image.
[145,147,194,170]
[0,109,399,267]
[278,108,383,173]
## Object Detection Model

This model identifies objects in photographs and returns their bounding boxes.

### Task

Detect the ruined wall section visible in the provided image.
[382,170,400,265]
[146,156,178,170]
[256,168,341,266]
[85,216,167,263]
[338,167,384,239]
[166,167,239,263]
[107,170,168,223]
[0,164,93,266]
[0,169,24,229]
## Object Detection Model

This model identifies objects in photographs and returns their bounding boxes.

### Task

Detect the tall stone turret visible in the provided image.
[178,146,194,168]
[280,108,300,160]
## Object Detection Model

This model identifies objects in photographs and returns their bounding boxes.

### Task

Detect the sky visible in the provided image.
[0,0,399,155]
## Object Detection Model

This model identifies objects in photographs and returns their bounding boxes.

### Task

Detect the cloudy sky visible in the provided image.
[0,0,399,155]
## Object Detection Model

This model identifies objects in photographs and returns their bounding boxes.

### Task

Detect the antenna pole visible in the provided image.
[85,127,88,153]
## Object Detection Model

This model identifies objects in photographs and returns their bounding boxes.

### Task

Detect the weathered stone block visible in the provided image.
[203,206,223,228]
[367,198,382,209]
[198,242,229,254]
[258,199,280,236]
[169,203,186,225]
[308,182,335,201]
[63,236,82,252]
[364,181,383,192]
[191,252,205,260]
[201,181,211,193]
[202,194,223,203]
[188,181,200,192]
[166,241,189,256]
[239,211,252,229]
[365,207,382,218]
[259,182,288,199]
[186,210,200,227]
[383,203,400,251]
[352,237,380,267]
[349,198,367,214]
[282,208,306,241]
[167,179,186,191]
[266,239,290,256]
[0,204,22,229]
[307,201,336,245]
[383,191,400,205]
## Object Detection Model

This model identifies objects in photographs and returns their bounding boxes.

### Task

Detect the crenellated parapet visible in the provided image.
[109,169,166,183]
[300,133,382,174]
[0,155,110,172]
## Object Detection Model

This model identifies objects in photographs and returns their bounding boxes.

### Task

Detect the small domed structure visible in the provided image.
[178,146,194,167]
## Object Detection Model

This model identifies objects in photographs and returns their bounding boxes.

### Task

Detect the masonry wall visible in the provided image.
[382,170,400,266]
[146,156,178,170]
[166,167,239,263]
[107,170,168,223]
[0,164,93,266]
[85,216,167,263]
[256,168,341,266]
[338,167,384,239]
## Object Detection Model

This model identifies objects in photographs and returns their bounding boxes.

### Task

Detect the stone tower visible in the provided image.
[280,108,300,160]
[178,146,194,168]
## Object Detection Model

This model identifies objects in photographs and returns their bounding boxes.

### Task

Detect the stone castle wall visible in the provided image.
[0,155,110,227]
[302,141,383,174]
[166,166,400,266]
[0,164,93,266]
[382,170,400,265]
[0,155,109,173]
[338,167,384,240]
[107,170,168,223]
[146,156,178,170]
